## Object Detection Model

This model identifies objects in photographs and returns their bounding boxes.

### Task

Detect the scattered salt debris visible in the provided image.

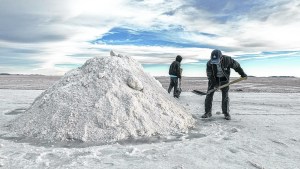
[216,111,221,115]
[98,72,105,79]
[125,147,140,156]
[110,50,116,56]
[9,52,195,144]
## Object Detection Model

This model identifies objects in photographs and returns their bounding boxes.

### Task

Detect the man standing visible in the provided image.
[168,55,182,98]
[202,49,247,120]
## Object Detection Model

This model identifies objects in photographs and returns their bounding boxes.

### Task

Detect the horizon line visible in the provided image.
[0,73,298,78]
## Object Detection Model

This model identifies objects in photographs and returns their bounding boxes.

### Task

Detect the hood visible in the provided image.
[176,55,182,63]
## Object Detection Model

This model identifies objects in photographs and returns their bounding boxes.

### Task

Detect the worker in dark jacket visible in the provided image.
[168,55,182,98]
[202,49,247,120]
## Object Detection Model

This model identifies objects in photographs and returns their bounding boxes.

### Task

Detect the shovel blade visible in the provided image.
[192,90,207,95]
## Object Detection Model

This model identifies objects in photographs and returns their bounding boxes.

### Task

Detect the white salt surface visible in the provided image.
[1,90,300,168]
[8,54,194,143]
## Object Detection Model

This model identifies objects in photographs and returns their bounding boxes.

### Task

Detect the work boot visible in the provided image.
[224,113,231,120]
[201,112,212,118]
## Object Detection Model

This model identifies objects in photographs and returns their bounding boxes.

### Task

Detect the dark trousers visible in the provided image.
[168,77,178,96]
[205,79,229,114]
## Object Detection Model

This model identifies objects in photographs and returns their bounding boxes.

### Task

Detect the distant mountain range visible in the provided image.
[0,73,46,76]
[0,73,297,78]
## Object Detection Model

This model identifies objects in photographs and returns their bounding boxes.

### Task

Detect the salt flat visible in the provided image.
[1,75,300,93]
[0,88,299,169]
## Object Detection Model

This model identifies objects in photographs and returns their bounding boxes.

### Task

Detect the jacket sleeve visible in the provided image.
[206,61,217,85]
[176,63,181,78]
[206,61,212,78]
[168,63,172,75]
[229,57,247,77]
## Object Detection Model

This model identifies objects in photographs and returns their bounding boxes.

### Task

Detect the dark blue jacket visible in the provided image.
[207,55,246,84]
[169,55,182,78]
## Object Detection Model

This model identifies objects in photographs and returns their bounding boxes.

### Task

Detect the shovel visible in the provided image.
[192,77,247,95]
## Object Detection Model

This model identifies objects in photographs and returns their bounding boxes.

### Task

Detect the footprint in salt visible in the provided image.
[230,128,240,133]
[228,148,239,154]
[23,153,40,160]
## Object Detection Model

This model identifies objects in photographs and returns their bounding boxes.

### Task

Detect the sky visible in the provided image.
[0,0,300,77]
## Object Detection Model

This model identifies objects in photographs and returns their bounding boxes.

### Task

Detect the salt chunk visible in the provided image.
[110,50,116,56]
[127,75,143,91]
[98,72,105,78]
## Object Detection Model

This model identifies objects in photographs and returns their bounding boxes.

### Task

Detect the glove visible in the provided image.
[241,73,247,79]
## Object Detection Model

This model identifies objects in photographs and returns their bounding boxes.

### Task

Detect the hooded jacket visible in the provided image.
[207,54,246,84]
[169,55,182,78]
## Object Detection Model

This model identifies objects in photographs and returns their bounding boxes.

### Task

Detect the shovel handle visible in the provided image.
[207,77,247,94]
[217,77,247,90]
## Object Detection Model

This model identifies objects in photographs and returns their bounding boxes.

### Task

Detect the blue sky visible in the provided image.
[0,0,299,77]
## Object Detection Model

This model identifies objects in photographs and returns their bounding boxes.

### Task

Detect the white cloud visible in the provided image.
[95,44,212,63]
[0,0,299,76]
[169,0,300,52]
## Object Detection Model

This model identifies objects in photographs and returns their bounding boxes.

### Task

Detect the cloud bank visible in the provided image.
[0,0,299,76]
